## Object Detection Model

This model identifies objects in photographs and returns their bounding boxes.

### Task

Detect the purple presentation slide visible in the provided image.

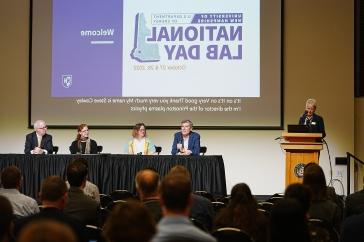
[51,0,123,97]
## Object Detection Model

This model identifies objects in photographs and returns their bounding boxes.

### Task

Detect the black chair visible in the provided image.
[109,190,133,201]
[258,208,270,218]
[99,207,110,226]
[97,145,103,153]
[85,225,105,242]
[194,191,215,202]
[53,146,59,154]
[308,218,339,242]
[266,193,284,204]
[258,201,274,212]
[199,146,207,155]
[190,217,208,232]
[212,227,253,242]
[212,201,226,213]
[106,199,127,211]
[216,195,231,205]
[155,146,162,155]
[99,194,113,209]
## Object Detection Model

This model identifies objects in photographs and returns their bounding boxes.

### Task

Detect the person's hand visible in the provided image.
[185,149,192,155]
[33,147,44,154]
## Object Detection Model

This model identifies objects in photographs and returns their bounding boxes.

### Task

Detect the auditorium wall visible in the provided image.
[0,0,357,195]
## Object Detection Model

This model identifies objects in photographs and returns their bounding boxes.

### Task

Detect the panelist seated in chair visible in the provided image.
[298,98,326,138]
[24,119,53,154]
[69,124,98,154]
[125,123,156,155]
[171,119,200,156]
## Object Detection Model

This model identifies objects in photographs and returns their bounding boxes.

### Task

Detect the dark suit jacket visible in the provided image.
[341,213,364,242]
[14,207,87,242]
[69,139,98,154]
[24,131,53,154]
[190,194,214,231]
[299,113,326,138]
[171,131,200,156]
[344,189,364,218]
[143,198,163,222]
[64,187,100,226]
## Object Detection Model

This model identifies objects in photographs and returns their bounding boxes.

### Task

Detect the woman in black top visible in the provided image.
[69,124,98,154]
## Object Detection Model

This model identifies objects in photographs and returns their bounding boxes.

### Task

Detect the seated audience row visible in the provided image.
[25,119,201,155]
[3,161,364,242]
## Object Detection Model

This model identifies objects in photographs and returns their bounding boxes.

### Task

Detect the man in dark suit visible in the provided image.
[299,98,326,138]
[64,160,100,226]
[14,176,87,242]
[171,119,200,155]
[24,120,53,154]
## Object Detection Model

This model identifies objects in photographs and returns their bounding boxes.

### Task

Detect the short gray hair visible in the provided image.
[33,120,46,130]
[181,119,193,128]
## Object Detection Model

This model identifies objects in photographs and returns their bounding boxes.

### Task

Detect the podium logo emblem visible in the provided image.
[294,163,305,178]
[62,75,73,88]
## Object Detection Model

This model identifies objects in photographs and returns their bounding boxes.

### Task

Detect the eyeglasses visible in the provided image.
[81,129,89,132]
[38,126,47,130]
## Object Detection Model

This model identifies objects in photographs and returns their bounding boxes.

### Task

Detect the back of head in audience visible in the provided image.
[169,165,191,179]
[303,163,327,201]
[103,201,156,242]
[67,161,88,187]
[160,174,192,214]
[214,183,262,239]
[230,183,256,208]
[270,198,310,242]
[17,219,77,242]
[135,169,160,200]
[0,195,13,242]
[40,176,68,208]
[1,166,21,189]
[284,183,311,214]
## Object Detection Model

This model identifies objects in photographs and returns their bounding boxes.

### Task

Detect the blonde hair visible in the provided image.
[305,98,317,108]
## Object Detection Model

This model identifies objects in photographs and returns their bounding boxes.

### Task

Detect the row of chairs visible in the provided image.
[86,224,253,242]
[52,145,207,155]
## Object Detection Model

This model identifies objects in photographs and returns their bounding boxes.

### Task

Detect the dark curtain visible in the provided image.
[0,154,226,199]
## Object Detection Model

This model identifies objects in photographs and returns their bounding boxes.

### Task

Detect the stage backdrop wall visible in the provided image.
[0,0,356,195]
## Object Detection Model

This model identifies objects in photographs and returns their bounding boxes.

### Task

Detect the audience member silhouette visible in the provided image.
[64,160,100,226]
[65,157,100,203]
[284,183,311,214]
[340,212,364,242]
[344,177,364,218]
[135,168,162,222]
[0,166,39,217]
[169,165,215,231]
[14,176,87,242]
[103,200,156,242]
[0,195,14,242]
[151,174,216,242]
[17,219,77,242]
[303,163,341,231]
[214,183,268,242]
[269,198,310,242]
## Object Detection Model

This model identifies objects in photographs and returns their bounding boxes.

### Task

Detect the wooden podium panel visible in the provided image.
[280,132,323,186]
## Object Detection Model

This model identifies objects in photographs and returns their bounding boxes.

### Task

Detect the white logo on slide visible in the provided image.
[62,75,73,88]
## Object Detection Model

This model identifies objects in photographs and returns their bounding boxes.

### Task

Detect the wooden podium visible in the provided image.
[280,132,323,186]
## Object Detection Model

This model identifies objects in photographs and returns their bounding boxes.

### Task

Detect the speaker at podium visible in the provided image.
[280,129,323,186]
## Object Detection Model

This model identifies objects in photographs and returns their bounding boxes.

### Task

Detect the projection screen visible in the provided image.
[30,0,282,128]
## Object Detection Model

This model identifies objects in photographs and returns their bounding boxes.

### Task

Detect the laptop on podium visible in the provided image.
[287,124,310,133]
